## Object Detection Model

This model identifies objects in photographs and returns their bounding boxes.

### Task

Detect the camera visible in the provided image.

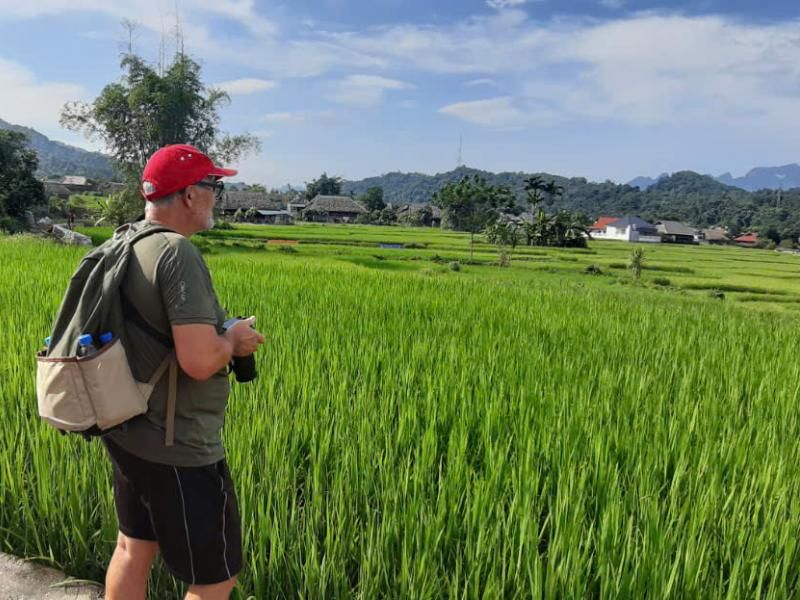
[223,317,257,383]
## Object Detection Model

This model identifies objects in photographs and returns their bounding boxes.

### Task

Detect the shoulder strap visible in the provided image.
[119,224,178,348]
[146,352,178,447]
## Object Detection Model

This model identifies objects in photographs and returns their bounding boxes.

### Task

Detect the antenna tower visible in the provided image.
[457,134,464,168]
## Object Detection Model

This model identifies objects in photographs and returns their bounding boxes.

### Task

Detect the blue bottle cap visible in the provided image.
[99,332,114,345]
[44,336,51,346]
[79,334,94,346]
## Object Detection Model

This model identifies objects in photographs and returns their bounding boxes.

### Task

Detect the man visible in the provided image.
[101,144,265,600]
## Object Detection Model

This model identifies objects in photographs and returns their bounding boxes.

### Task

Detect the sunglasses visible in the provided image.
[194,179,225,202]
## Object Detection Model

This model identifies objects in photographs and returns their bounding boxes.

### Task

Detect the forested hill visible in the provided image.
[343,167,800,239]
[0,118,116,180]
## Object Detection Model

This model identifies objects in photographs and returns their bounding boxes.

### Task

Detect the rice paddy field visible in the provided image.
[3,223,800,598]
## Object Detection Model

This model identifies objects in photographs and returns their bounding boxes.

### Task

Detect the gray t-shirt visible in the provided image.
[106,221,230,466]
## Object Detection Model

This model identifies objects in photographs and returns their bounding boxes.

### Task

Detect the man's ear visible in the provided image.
[181,186,195,208]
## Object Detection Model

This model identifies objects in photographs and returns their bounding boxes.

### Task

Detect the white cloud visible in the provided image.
[486,0,528,9]
[0,0,277,37]
[465,78,496,87]
[0,57,87,136]
[329,75,412,108]
[216,78,276,95]
[260,112,306,123]
[440,96,559,128]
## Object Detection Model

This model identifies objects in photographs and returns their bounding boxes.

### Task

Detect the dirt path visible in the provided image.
[0,552,103,599]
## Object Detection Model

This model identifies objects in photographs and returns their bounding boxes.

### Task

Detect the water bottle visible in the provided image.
[99,332,114,346]
[41,336,52,355]
[77,334,98,357]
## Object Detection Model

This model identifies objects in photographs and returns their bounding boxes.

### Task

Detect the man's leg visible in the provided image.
[105,531,159,600]
[184,576,237,600]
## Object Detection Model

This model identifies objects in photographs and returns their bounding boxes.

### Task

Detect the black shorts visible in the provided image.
[102,438,242,585]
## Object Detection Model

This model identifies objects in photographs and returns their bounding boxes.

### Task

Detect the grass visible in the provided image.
[4,225,800,597]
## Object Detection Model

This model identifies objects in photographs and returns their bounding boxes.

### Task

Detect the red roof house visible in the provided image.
[734,233,759,247]
[589,216,619,232]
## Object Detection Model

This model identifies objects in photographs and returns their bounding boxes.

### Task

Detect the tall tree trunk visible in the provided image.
[469,231,474,262]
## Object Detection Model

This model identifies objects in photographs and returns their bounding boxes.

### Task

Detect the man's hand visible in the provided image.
[224,316,266,357]
[172,317,264,381]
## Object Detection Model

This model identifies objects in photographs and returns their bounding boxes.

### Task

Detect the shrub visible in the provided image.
[708,289,725,300]
[779,239,795,250]
[584,264,603,275]
[214,220,234,230]
[449,261,461,272]
[0,217,26,234]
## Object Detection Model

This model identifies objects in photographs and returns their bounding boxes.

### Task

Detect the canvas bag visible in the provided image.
[36,222,180,445]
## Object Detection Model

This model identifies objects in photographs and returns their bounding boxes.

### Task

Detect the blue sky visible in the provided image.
[0,0,799,187]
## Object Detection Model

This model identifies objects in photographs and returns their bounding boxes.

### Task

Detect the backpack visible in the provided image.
[36,222,180,446]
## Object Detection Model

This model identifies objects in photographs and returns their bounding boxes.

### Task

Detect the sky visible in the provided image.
[1,0,799,187]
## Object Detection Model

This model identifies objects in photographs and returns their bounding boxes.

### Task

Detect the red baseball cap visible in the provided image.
[141,144,238,201]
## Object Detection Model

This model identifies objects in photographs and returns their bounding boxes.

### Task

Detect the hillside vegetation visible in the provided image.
[344,166,800,240]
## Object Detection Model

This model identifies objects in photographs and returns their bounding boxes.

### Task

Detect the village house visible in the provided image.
[601,215,661,243]
[43,182,72,199]
[734,232,760,247]
[700,227,731,245]
[655,220,698,244]
[217,190,297,223]
[588,216,619,239]
[303,195,367,223]
[396,203,443,227]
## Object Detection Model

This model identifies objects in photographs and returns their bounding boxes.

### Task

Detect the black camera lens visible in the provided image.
[231,354,257,382]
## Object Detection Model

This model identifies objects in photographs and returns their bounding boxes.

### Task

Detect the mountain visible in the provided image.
[0,118,117,180]
[715,164,800,192]
[630,164,800,192]
[627,173,668,190]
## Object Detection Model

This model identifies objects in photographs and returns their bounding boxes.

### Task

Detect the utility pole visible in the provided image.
[457,134,464,168]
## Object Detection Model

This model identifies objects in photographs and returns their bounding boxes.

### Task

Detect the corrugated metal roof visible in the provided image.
[656,220,697,236]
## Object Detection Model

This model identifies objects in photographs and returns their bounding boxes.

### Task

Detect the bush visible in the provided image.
[449,261,461,272]
[0,216,26,234]
[583,264,603,275]
[766,240,777,250]
[779,239,795,249]
[213,220,234,230]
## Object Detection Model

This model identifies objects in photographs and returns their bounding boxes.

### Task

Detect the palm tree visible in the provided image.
[524,175,547,211]
[542,181,564,206]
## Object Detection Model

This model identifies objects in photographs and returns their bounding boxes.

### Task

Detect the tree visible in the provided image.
[361,186,385,212]
[433,175,513,261]
[248,184,267,193]
[629,248,645,280]
[244,207,259,222]
[0,130,45,230]
[60,46,259,224]
[305,172,342,200]
[485,220,521,266]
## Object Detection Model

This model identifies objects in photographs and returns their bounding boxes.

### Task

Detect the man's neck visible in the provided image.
[145,213,192,238]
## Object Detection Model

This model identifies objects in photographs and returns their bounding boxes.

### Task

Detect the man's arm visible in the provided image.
[172,318,265,381]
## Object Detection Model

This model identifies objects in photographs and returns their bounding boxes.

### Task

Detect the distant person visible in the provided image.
[101,144,265,600]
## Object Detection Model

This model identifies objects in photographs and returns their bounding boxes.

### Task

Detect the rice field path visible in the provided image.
[0,553,102,599]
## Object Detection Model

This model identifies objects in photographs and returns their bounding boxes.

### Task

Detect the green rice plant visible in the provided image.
[3,232,800,598]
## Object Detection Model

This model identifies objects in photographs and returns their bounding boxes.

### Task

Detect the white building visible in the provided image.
[601,216,661,243]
